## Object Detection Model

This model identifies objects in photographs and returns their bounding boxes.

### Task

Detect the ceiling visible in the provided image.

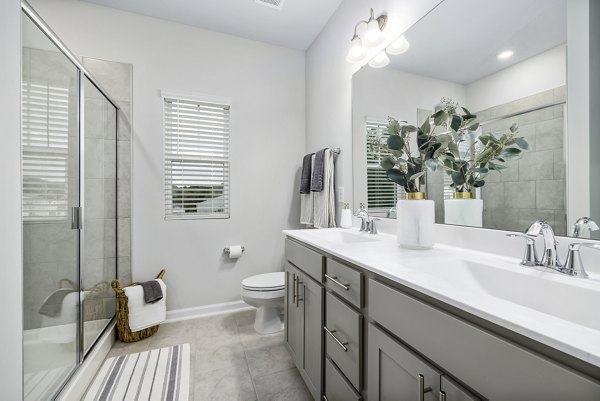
[385,0,567,84]
[82,0,343,50]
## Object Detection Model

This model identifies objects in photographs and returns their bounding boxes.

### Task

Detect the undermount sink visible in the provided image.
[418,258,600,331]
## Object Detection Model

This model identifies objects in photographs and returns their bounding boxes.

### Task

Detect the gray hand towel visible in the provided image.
[300,153,314,194]
[38,288,76,317]
[310,148,327,192]
[141,280,163,304]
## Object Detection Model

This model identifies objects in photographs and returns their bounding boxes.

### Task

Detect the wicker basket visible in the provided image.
[111,269,166,343]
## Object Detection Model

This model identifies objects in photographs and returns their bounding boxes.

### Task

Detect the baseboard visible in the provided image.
[166,300,253,323]
[57,321,116,401]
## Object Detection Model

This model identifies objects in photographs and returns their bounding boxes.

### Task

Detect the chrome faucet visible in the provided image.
[526,220,562,269]
[572,217,599,238]
[353,203,380,234]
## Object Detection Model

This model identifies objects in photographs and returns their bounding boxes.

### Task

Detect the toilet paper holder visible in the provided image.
[223,246,245,255]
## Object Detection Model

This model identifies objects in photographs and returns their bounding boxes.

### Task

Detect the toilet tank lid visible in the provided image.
[242,272,285,290]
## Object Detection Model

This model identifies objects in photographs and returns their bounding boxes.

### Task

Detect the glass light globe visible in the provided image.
[365,18,384,46]
[368,51,390,68]
[386,35,410,55]
[346,35,367,63]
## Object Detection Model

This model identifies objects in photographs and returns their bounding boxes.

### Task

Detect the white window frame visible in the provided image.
[162,90,231,220]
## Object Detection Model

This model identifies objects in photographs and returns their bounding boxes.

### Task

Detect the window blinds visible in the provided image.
[366,117,403,212]
[21,82,70,220]
[163,96,230,219]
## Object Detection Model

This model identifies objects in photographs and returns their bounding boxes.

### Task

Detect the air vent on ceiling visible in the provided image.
[254,0,285,11]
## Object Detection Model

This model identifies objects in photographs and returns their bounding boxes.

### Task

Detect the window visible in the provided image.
[366,117,403,213]
[163,93,230,219]
[21,82,70,221]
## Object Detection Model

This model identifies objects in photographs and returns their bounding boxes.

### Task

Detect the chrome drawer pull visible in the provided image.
[296,279,302,307]
[292,275,297,303]
[323,396,329,401]
[324,274,350,291]
[418,374,432,401]
[439,391,447,401]
[324,326,349,352]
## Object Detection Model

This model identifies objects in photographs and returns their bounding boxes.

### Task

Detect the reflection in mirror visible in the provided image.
[351,0,600,239]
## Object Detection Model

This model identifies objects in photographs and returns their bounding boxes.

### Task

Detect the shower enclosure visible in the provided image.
[21,3,119,399]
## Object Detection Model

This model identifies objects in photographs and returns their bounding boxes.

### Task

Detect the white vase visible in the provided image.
[396,193,435,250]
[444,196,483,228]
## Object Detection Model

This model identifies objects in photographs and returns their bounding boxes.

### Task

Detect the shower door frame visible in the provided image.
[21,0,121,397]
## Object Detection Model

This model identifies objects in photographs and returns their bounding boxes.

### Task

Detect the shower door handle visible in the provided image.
[71,206,82,230]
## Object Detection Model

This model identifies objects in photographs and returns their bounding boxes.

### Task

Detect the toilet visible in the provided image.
[241,272,285,334]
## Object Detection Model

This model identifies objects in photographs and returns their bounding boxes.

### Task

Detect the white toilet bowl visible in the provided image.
[241,272,285,334]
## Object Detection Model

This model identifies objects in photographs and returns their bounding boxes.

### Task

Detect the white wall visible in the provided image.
[30,0,306,311]
[306,0,443,211]
[0,0,23,398]
[466,45,566,112]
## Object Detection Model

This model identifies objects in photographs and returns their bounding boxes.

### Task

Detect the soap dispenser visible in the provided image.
[340,202,353,228]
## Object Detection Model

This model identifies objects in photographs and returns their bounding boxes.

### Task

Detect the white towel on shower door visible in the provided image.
[313,149,336,228]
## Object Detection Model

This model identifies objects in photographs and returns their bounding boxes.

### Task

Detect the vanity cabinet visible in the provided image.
[284,240,324,400]
[284,236,600,401]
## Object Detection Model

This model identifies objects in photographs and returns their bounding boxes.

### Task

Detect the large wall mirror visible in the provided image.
[352,0,600,239]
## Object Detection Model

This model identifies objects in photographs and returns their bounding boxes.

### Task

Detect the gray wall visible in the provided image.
[0,0,23,398]
[590,0,600,240]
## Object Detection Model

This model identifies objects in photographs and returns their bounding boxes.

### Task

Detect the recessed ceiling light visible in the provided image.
[497,50,514,60]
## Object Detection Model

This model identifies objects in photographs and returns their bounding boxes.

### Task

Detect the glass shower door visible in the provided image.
[81,77,118,354]
[21,12,80,401]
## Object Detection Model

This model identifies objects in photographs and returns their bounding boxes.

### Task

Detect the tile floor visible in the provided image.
[106,309,312,401]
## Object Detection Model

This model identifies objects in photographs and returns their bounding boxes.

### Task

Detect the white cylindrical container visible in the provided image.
[396,193,435,250]
[340,208,353,229]
[444,198,483,228]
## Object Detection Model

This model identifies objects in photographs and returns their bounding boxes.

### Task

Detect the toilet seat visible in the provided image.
[241,272,285,292]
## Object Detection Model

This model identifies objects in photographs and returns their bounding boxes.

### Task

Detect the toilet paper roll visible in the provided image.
[228,245,243,259]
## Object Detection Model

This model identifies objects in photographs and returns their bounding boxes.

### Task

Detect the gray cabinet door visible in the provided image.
[325,358,362,401]
[285,263,300,362]
[299,273,324,400]
[368,323,440,401]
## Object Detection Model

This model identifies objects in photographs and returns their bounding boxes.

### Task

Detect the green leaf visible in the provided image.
[462,106,471,116]
[387,119,401,135]
[500,147,523,160]
[380,155,396,170]
[515,137,530,150]
[390,149,404,158]
[509,122,518,133]
[386,169,406,186]
[387,135,404,151]
[401,125,418,133]
[451,172,465,185]
[433,110,448,126]
[450,115,462,131]
[470,167,489,174]
[410,171,427,182]
[421,117,431,135]
[468,122,480,131]
[474,180,485,188]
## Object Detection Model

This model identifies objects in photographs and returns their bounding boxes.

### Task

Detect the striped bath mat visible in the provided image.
[84,343,190,401]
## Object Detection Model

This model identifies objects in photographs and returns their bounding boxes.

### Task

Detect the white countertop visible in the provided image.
[283,227,600,369]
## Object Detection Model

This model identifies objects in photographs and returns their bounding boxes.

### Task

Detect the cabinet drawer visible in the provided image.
[368,279,600,400]
[325,258,362,308]
[285,238,324,282]
[325,292,362,391]
[325,358,362,401]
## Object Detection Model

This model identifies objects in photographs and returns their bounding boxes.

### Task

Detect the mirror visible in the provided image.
[352,0,600,239]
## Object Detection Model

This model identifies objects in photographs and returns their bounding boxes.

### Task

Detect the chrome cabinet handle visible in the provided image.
[324,326,349,352]
[439,391,446,401]
[418,374,432,401]
[296,279,303,307]
[323,396,329,401]
[292,275,297,304]
[324,274,350,291]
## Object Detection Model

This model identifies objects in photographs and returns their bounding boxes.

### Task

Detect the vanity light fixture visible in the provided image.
[368,50,390,69]
[497,50,514,60]
[346,8,387,63]
[386,35,410,55]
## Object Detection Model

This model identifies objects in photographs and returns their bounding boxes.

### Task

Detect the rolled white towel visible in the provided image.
[124,279,167,331]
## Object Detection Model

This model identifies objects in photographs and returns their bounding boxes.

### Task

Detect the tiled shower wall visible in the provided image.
[82,57,132,285]
[427,87,567,235]
[477,87,567,235]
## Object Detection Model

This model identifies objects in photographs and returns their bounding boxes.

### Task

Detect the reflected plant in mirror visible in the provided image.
[434,98,531,196]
